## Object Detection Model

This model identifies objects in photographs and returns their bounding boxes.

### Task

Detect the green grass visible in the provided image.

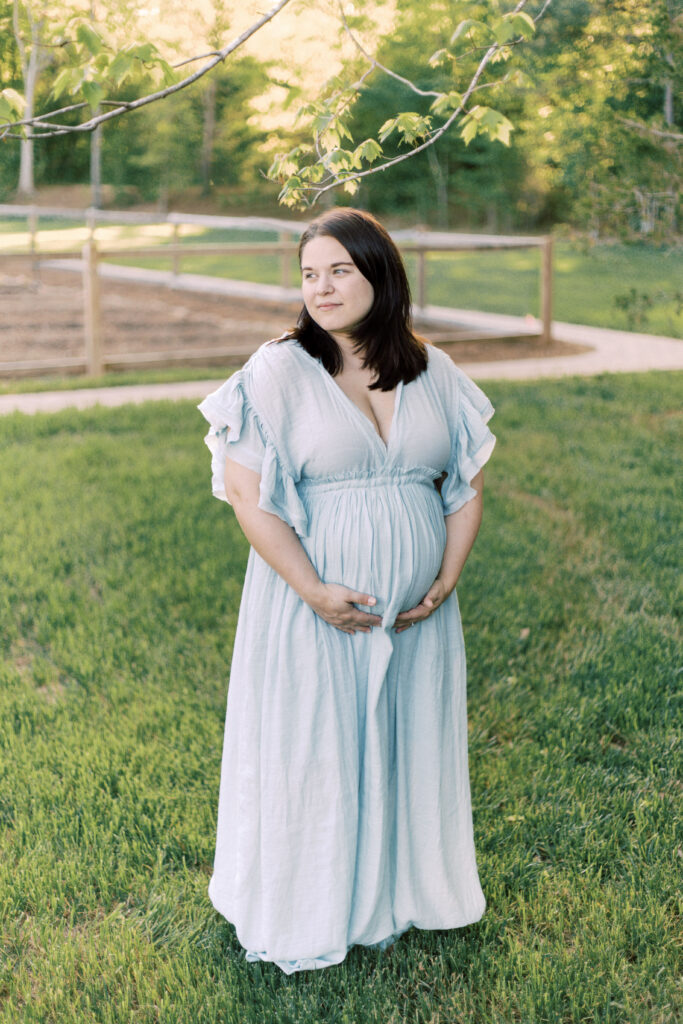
[418,244,683,337]
[0,372,680,1023]
[0,367,234,396]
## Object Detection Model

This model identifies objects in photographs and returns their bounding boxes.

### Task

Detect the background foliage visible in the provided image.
[1,0,681,234]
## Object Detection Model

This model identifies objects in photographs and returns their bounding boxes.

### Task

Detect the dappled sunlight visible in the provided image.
[0,221,206,253]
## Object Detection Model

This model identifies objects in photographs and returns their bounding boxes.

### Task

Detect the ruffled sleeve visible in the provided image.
[440,364,496,516]
[197,368,309,537]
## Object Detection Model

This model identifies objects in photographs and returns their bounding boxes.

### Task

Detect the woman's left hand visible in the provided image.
[393,578,452,633]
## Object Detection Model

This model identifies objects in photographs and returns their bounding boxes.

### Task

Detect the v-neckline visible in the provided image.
[308,350,403,454]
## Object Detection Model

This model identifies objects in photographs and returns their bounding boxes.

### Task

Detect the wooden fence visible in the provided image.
[0,206,553,378]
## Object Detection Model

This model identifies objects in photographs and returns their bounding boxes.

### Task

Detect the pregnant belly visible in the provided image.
[300,479,447,619]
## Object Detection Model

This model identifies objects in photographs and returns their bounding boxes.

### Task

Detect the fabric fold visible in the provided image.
[257,443,309,538]
[197,370,308,536]
[440,368,496,516]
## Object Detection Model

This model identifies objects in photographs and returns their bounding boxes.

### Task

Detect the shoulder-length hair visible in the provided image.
[282,207,428,391]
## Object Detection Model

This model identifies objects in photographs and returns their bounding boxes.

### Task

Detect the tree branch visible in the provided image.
[620,116,683,143]
[3,0,295,138]
[308,0,538,201]
[337,0,442,99]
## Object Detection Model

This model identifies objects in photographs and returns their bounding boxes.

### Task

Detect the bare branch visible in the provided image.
[620,116,683,143]
[173,50,222,69]
[337,0,442,99]
[5,0,295,138]
[534,0,553,22]
[308,0,539,202]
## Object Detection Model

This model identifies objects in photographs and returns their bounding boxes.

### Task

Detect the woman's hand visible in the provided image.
[393,578,451,633]
[308,583,383,636]
[394,472,486,634]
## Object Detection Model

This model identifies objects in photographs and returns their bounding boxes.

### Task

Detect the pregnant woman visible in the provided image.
[198,207,496,974]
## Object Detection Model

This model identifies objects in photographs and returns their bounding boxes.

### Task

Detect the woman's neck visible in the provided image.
[331,332,366,372]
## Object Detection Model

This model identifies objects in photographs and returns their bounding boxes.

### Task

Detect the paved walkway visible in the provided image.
[1,262,681,416]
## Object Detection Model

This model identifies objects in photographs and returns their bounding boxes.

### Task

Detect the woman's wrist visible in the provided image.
[298,576,327,609]
[436,573,458,598]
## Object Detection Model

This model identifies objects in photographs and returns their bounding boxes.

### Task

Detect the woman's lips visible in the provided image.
[317,303,341,310]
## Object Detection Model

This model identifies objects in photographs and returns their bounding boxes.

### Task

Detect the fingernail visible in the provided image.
[368,597,376,605]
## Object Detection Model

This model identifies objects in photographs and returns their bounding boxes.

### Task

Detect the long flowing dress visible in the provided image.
[198,336,496,974]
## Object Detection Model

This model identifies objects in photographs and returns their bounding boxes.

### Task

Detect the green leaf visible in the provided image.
[353,138,383,164]
[343,179,360,195]
[0,96,15,122]
[76,23,103,56]
[0,88,26,117]
[278,174,307,206]
[108,51,134,86]
[394,111,432,145]
[493,19,516,44]
[480,107,514,143]
[504,11,536,38]
[325,149,355,171]
[50,67,82,99]
[450,19,488,44]
[157,60,177,88]
[129,42,158,64]
[305,162,325,183]
[430,91,463,117]
[82,80,105,112]
[336,119,353,142]
[321,128,341,150]
[378,117,399,143]
[428,48,452,68]
[461,106,515,146]
[490,46,512,65]
[461,115,478,146]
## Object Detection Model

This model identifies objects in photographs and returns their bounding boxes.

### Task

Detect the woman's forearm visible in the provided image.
[226,459,325,606]
[232,497,326,607]
[225,457,382,634]
[436,470,484,595]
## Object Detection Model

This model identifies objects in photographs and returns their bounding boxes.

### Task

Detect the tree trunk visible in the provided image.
[14,1,41,198]
[17,113,34,197]
[663,78,673,126]
[200,78,217,196]
[427,147,448,229]
[91,122,102,208]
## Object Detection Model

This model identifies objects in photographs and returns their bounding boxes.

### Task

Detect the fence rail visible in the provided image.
[1,205,553,378]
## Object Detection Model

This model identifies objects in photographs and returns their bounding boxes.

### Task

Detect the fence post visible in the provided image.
[83,238,103,376]
[86,206,97,240]
[279,231,291,289]
[540,236,553,345]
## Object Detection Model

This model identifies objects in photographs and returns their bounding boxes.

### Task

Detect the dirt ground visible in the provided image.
[0,257,589,374]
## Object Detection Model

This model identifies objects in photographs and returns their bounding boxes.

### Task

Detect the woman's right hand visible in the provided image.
[307,583,383,635]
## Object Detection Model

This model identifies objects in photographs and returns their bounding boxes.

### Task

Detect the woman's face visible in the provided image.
[300,234,374,341]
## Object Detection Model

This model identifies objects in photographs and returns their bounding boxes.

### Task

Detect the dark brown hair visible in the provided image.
[283,208,428,391]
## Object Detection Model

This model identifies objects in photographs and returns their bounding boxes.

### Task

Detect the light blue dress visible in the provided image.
[198,337,495,974]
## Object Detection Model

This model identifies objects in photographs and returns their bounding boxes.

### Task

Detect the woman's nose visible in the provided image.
[317,274,333,293]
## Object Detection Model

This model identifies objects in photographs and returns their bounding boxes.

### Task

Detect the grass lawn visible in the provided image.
[0,372,680,1023]
[0,367,233,397]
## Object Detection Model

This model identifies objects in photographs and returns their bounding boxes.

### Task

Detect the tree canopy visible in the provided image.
[0,0,680,235]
